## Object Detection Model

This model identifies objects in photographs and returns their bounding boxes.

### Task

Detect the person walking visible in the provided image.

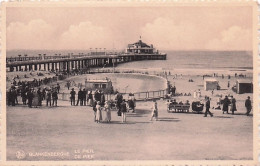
[70,88,76,106]
[222,95,230,114]
[151,100,158,121]
[95,101,103,123]
[121,99,127,123]
[104,101,111,123]
[245,96,252,116]
[230,96,237,115]
[204,97,213,117]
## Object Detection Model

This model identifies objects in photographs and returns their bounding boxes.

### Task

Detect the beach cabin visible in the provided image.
[235,79,253,94]
[85,78,113,93]
[204,78,220,91]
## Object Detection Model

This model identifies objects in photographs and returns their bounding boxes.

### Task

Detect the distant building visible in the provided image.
[85,78,113,93]
[126,38,156,54]
[204,78,220,91]
[235,79,253,94]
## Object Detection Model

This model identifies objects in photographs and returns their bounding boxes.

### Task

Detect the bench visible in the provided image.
[167,103,190,113]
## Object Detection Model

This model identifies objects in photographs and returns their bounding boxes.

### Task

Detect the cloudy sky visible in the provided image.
[6,6,252,51]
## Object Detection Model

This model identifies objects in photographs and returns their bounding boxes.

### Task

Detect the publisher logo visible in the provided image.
[16,150,26,159]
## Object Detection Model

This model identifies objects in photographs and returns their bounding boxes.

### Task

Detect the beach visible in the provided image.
[6,61,253,160]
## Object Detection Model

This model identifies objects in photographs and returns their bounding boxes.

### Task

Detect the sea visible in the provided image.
[6,50,253,74]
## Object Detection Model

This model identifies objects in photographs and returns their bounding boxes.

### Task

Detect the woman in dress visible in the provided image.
[151,100,158,121]
[32,89,39,108]
[88,91,93,106]
[104,101,111,123]
[95,101,103,123]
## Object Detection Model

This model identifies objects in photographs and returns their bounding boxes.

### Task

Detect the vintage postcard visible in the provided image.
[0,0,259,165]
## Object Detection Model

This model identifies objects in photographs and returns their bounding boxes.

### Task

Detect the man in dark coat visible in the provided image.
[222,96,230,114]
[70,88,76,106]
[52,90,58,106]
[245,96,252,116]
[230,96,237,115]
[204,97,213,117]
[115,92,123,113]
[82,88,87,106]
[100,91,105,106]
[56,83,60,93]
[76,89,83,106]
[37,88,42,106]
[27,89,34,108]
[94,90,101,102]
[42,88,46,100]
[21,87,27,105]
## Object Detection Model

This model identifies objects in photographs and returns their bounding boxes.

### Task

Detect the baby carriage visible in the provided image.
[192,101,204,113]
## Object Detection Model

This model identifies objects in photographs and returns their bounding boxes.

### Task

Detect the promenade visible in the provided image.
[7,100,252,160]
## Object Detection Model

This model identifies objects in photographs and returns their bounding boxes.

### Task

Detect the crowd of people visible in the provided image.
[89,92,136,123]
[7,83,60,108]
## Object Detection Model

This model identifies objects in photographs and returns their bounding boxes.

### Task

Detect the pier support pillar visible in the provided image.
[78,60,81,69]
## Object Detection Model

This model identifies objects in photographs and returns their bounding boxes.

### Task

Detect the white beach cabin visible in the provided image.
[204,78,219,91]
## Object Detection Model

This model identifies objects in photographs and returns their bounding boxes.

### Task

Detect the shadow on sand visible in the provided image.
[101,120,152,125]
[157,117,180,122]
[213,116,233,119]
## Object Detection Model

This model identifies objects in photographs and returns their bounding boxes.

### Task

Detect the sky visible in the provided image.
[6,6,252,51]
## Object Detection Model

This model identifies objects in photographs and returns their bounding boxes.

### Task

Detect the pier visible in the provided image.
[6,53,167,72]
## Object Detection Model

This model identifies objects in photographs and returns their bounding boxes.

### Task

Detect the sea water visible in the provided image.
[7,50,253,72]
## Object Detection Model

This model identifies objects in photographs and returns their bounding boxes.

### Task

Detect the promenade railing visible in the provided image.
[58,68,168,101]
[59,89,167,102]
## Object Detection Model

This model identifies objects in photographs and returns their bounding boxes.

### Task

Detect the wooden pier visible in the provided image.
[6,53,167,72]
